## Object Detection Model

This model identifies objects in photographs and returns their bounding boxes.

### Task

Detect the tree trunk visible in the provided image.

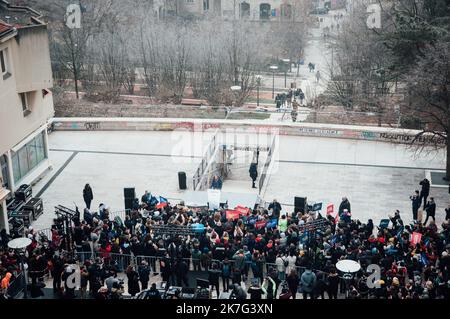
[446,134,450,181]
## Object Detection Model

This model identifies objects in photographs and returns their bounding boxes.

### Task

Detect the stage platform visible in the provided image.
[183,190,262,209]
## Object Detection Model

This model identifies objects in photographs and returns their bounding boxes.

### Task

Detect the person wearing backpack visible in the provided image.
[276,252,288,282]
[300,266,317,299]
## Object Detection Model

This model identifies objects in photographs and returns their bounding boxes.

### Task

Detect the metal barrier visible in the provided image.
[73,252,334,279]
[35,228,53,241]
[108,209,130,222]
[258,135,277,194]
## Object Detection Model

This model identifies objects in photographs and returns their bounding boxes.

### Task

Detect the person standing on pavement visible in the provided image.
[126,265,140,297]
[300,266,317,299]
[138,260,150,290]
[419,178,430,209]
[424,197,436,226]
[275,252,287,282]
[299,89,305,105]
[446,204,450,221]
[338,197,351,215]
[83,184,93,209]
[208,263,221,298]
[410,190,421,222]
[221,257,231,292]
[286,269,299,299]
[249,162,258,189]
[268,199,282,218]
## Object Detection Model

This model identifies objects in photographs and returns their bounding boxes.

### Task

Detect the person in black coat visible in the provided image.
[249,162,258,188]
[446,204,450,221]
[338,197,351,215]
[176,258,189,287]
[419,178,430,209]
[208,263,221,298]
[327,267,339,299]
[138,261,150,290]
[286,269,299,299]
[410,190,421,221]
[424,197,436,226]
[52,255,64,294]
[83,184,93,209]
[126,266,140,296]
[268,199,282,218]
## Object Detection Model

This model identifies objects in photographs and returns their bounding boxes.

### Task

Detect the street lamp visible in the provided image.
[269,65,278,99]
[8,237,32,299]
[282,58,290,88]
[255,75,262,107]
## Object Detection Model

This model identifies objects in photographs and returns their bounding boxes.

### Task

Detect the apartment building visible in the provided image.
[155,0,312,21]
[0,0,54,232]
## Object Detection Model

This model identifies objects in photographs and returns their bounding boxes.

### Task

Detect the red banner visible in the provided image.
[226,210,240,220]
[410,232,422,245]
[255,220,267,229]
[156,202,168,209]
[235,205,251,216]
[326,204,334,215]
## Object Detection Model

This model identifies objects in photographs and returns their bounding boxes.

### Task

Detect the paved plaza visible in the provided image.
[31,130,447,230]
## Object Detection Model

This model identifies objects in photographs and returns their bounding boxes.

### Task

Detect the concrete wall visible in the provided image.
[0,26,54,156]
[50,118,446,146]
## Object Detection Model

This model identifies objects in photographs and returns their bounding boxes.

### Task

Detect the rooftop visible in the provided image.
[0,0,43,29]
[0,20,12,33]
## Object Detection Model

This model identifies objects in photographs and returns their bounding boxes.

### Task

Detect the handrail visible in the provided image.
[258,134,277,194]
[73,252,340,278]
[193,130,220,191]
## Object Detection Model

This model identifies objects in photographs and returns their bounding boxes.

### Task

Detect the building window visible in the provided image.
[0,48,11,80]
[11,131,47,183]
[0,155,9,189]
[19,92,31,116]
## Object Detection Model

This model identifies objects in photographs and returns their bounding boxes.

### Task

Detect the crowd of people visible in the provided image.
[1,183,449,300]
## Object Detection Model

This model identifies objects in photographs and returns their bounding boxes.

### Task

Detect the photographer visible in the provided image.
[409,190,421,222]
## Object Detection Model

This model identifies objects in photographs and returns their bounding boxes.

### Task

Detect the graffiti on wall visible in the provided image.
[379,132,445,145]
[84,122,101,130]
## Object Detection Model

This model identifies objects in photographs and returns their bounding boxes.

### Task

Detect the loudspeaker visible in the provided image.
[23,197,43,220]
[178,172,187,190]
[124,187,135,199]
[15,184,32,202]
[124,188,135,210]
[124,198,134,210]
[294,196,307,213]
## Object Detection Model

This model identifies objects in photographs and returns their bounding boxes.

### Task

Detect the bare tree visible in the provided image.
[406,42,449,179]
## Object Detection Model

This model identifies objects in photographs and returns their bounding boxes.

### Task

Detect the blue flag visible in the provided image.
[420,252,428,266]
[159,196,168,203]
[266,219,278,229]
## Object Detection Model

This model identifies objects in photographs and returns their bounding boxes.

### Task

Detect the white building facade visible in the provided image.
[153,0,311,21]
[0,0,54,232]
